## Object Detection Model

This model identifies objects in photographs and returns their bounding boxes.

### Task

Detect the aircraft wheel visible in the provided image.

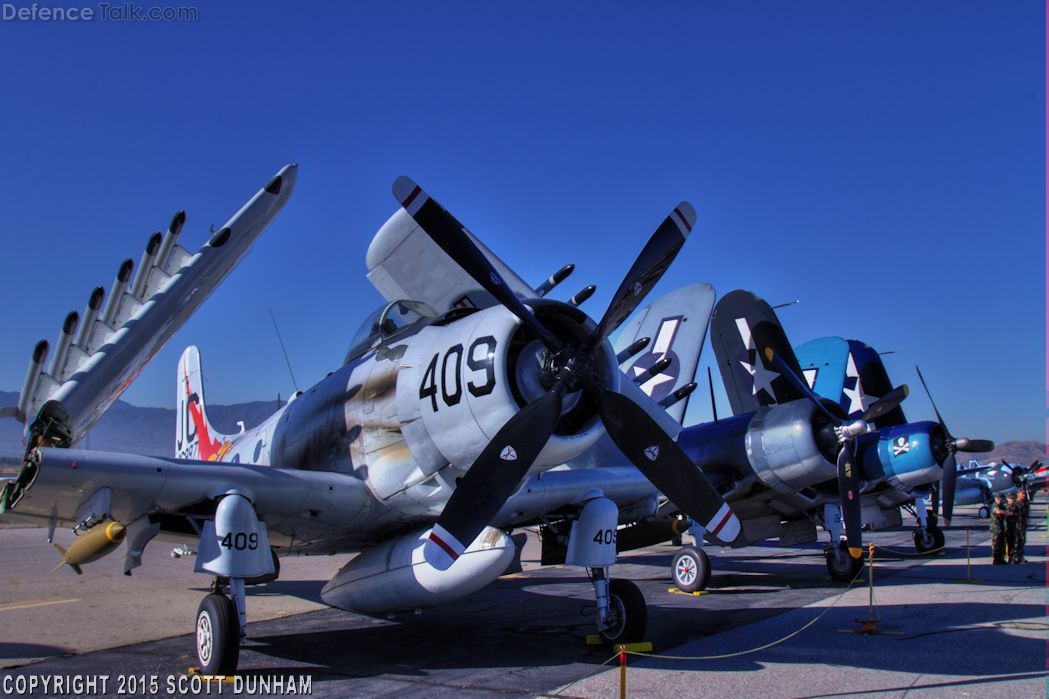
[825,543,863,581]
[977,505,990,519]
[914,526,944,555]
[671,545,710,592]
[600,579,647,645]
[196,594,240,675]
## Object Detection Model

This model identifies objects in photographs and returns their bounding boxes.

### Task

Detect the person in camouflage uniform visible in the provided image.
[1014,490,1030,563]
[1004,493,1020,563]
[990,494,1007,564]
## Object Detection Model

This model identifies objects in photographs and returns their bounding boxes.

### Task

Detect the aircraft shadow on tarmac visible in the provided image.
[0,642,66,662]
[226,569,1048,685]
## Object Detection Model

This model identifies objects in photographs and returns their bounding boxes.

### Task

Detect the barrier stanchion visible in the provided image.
[951,527,984,584]
[618,646,626,699]
[838,543,900,635]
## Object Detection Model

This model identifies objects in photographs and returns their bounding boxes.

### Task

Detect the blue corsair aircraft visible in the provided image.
[795,337,994,547]
[634,290,914,590]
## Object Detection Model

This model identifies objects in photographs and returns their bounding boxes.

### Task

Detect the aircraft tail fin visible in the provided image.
[176,346,233,461]
[614,283,715,424]
[794,337,907,427]
[710,289,808,416]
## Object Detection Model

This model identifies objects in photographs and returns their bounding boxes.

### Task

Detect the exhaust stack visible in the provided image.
[100,259,134,326]
[75,286,105,348]
[154,210,186,273]
[129,232,163,299]
[16,340,49,423]
[48,311,79,380]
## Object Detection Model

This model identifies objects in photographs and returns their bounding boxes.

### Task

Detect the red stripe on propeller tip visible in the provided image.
[428,531,460,561]
[402,185,422,209]
[711,508,733,535]
[672,208,692,233]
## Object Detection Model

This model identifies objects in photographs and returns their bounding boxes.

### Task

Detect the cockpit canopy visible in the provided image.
[344,299,438,364]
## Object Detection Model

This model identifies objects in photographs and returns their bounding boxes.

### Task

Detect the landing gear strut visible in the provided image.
[570,494,647,645]
[593,572,647,644]
[910,495,944,555]
[191,493,274,675]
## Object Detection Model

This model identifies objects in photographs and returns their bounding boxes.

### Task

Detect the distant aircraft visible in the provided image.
[1,170,740,674]
[953,459,1046,516]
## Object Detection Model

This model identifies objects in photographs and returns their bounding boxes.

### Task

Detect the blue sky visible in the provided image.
[0,1,1043,442]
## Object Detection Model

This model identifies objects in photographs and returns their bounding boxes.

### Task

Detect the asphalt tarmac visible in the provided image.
[0,506,1044,698]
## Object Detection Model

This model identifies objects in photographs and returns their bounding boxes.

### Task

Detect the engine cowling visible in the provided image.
[396,302,617,481]
[744,399,840,494]
[320,526,515,614]
[856,421,943,492]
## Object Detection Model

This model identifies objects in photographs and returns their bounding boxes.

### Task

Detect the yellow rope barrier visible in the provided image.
[610,551,868,663]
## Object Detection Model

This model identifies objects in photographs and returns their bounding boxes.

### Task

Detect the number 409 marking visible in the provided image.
[420,336,497,411]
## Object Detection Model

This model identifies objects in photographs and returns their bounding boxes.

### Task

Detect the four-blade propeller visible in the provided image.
[914,366,994,526]
[392,177,741,569]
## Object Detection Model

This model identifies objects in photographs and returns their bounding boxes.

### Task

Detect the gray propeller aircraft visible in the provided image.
[1,168,742,674]
[953,459,1045,516]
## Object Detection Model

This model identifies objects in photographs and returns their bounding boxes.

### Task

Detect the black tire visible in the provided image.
[825,542,863,581]
[914,526,944,555]
[671,545,711,593]
[196,594,240,675]
[600,579,647,645]
[977,505,990,519]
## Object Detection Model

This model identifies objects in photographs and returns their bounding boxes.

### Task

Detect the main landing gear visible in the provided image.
[196,583,242,675]
[191,494,275,675]
[591,570,647,644]
[822,504,862,581]
[570,494,647,645]
[671,544,711,593]
[907,495,944,555]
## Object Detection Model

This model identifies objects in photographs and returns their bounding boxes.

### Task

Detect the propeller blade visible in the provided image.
[594,388,741,545]
[393,177,562,350]
[764,348,839,422]
[955,438,994,453]
[914,366,949,434]
[836,442,864,559]
[860,385,909,423]
[941,450,958,526]
[425,382,566,569]
[589,203,695,344]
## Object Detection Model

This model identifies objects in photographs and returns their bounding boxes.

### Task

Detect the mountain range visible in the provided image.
[0,390,280,458]
[2,389,1043,468]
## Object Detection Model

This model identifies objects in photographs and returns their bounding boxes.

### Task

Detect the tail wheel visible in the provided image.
[914,526,944,555]
[671,545,711,592]
[600,579,647,645]
[977,505,990,519]
[825,542,863,581]
[196,594,240,675]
